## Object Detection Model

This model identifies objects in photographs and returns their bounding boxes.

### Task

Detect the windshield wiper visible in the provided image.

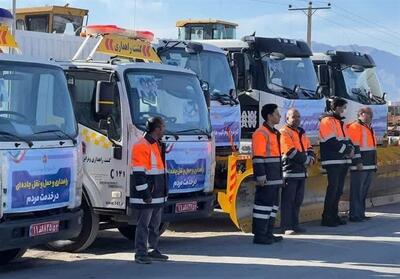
[174,128,211,138]
[0,131,33,147]
[294,85,318,99]
[269,82,297,98]
[34,129,77,144]
[212,92,239,105]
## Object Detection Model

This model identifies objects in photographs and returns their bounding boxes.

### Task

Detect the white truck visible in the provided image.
[154,39,240,191]
[0,52,82,264]
[312,51,387,141]
[205,36,327,147]
[45,33,215,252]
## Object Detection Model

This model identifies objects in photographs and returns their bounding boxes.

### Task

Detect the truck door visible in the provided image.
[67,70,128,210]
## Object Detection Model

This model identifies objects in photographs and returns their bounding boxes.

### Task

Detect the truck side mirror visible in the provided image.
[317,64,329,87]
[96,81,115,118]
[317,85,330,98]
[200,80,211,108]
[232,52,245,90]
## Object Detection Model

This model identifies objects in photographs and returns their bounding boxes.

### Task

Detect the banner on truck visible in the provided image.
[2,148,76,213]
[280,99,325,140]
[370,104,388,141]
[211,105,241,147]
[165,141,211,194]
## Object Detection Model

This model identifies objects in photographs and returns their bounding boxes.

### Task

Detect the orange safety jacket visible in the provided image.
[319,113,354,168]
[346,120,377,171]
[252,123,283,186]
[280,124,315,179]
[130,133,167,208]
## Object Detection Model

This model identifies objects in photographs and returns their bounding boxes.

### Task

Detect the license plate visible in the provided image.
[29,221,60,237]
[175,201,197,213]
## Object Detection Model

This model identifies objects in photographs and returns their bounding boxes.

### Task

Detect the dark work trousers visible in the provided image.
[322,165,349,221]
[350,171,373,219]
[134,207,162,257]
[281,178,306,230]
[252,185,280,237]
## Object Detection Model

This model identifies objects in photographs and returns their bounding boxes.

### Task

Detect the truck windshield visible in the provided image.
[341,66,385,104]
[0,61,77,142]
[125,70,211,135]
[263,56,319,99]
[159,49,235,100]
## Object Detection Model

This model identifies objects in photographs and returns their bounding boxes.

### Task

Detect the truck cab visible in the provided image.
[0,52,82,264]
[15,5,88,36]
[52,32,215,252]
[176,19,238,40]
[155,39,240,190]
[312,51,387,142]
[207,36,326,149]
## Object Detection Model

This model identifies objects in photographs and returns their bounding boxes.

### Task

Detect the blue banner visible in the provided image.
[370,104,388,140]
[281,99,326,140]
[210,105,241,147]
[11,168,71,209]
[3,148,76,213]
[165,142,210,193]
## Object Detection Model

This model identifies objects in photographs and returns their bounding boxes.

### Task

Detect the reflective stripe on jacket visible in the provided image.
[319,113,354,167]
[252,123,283,186]
[346,120,377,171]
[130,133,167,208]
[280,124,314,178]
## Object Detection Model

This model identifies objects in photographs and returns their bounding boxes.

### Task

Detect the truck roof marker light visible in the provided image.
[83,25,154,42]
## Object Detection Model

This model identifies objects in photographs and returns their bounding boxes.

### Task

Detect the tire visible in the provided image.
[0,248,27,265]
[46,198,99,252]
[118,222,169,241]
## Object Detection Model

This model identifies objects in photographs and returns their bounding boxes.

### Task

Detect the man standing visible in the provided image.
[347,107,377,222]
[130,117,169,264]
[319,98,355,227]
[280,108,315,235]
[252,104,284,244]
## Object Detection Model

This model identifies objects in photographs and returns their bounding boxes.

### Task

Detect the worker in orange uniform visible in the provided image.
[280,108,315,235]
[347,107,377,222]
[252,103,284,244]
[130,117,168,264]
[319,98,355,227]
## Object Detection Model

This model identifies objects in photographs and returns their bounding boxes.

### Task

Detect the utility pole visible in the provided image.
[288,2,331,47]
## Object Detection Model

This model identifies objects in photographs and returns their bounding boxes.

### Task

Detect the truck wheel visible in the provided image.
[0,248,27,265]
[118,222,169,241]
[47,198,99,252]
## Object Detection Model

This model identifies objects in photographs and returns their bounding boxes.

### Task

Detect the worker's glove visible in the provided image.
[356,163,363,171]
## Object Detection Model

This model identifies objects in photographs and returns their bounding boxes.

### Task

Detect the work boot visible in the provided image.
[293,226,306,234]
[148,250,169,261]
[253,235,274,245]
[349,217,363,222]
[321,218,338,227]
[134,255,152,264]
[267,218,283,242]
[335,216,347,225]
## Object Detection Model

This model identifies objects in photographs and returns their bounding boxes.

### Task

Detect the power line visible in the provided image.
[334,4,400,39]
[313,12,400,50]
[249,0,289,6]
[288,1,331,47]
[329,9,400,43]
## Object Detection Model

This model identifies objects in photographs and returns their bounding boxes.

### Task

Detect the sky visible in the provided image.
[4,0,400,55]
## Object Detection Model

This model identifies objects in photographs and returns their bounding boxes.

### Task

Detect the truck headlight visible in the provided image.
[204,135,216,193]
[69,136,83,208]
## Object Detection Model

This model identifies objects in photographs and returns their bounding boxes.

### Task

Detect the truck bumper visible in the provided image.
[0,209,82,251]
[162,192,214,222]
